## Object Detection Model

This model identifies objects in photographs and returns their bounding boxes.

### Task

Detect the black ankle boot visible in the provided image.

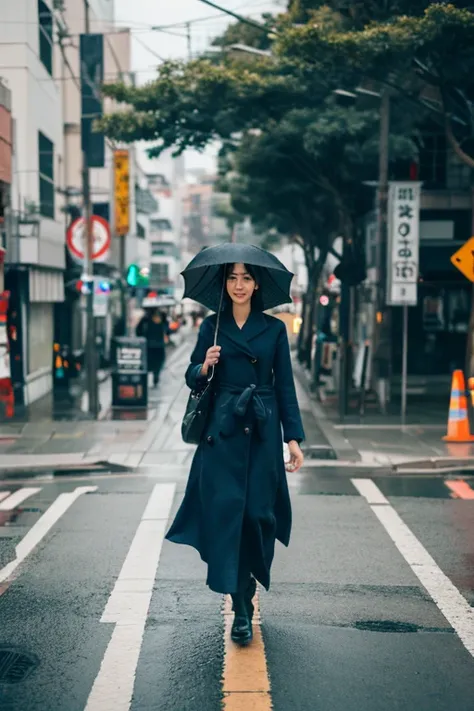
[230,593,253,646]
[244,577,257,621]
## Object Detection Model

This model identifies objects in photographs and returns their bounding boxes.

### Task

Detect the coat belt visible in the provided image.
[218,383,273,439]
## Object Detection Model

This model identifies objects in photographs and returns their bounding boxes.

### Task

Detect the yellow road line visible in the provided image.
[222,589,273,710]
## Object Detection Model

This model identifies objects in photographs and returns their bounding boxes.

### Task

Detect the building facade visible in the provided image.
[0,0,66,406]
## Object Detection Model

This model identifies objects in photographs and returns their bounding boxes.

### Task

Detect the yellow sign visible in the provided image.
[451,236,474,282]
[114,150,129,236]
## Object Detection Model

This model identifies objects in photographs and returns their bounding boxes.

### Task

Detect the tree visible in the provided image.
[279,4,474,167]
[98,9,416,368]
[287,0,472,26]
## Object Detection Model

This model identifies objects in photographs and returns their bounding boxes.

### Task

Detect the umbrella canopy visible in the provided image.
[181,243,293,312]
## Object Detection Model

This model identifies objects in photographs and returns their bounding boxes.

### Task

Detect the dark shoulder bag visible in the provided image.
[181,281,224,445]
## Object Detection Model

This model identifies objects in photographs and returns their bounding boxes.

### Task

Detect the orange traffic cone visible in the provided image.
[443,370,474,442]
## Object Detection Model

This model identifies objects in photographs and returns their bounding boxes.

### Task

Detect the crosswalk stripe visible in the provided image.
[0,491,11,503]
[0,486,97,585]
[84,482,176,711]
[0,487,41,511]
[353,478,474,659]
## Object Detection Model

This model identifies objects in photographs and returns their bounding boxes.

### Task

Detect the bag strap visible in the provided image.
[208,269,226,383]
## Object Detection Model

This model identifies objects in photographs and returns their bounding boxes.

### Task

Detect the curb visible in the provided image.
[292,358,360,462]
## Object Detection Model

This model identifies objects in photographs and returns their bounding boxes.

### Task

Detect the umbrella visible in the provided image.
[181,242,293,312]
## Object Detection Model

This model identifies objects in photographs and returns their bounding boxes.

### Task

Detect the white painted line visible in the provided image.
[0,491,11,503]
[84,482,176,711]
[0,487,41,511]
[334,424,444,430]
[351,478,389,505]
[0,486,97,584]
[352,478,474,658]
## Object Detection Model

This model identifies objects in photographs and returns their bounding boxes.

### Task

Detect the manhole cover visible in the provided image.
[0,647,39,683]
[354,620,420,633]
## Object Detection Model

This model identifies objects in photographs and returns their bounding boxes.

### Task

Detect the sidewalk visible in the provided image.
[292,358,474,472]
[0,336,193,474]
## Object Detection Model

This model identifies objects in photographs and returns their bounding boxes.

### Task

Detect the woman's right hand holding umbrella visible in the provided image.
[201,346,221,376]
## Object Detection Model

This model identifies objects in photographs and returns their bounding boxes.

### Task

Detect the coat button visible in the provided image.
[250,358,257,364]
[206,435,214,445]
[244,427,251,435]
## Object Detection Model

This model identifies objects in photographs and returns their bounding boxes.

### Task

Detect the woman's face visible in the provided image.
[226,263,258,306]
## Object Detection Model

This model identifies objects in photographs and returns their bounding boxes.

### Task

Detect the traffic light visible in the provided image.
[126,264,149,287]
[126,264,140,287]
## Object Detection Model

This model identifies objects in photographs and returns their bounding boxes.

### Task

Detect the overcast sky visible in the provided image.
[113,0,284,172]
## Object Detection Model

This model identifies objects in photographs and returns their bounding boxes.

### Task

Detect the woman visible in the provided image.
[136,308,169,386]
[166,263,304,645]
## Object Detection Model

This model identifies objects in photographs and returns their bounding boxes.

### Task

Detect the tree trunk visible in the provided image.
[297,291,309,362]
[301,253,328,370]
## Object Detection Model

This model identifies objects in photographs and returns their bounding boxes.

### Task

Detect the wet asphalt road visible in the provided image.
[1,466,474,710]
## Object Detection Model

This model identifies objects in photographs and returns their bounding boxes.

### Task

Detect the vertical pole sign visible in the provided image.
[114,150,130,236]
[114,149,130,334]
[387,181,422,424]
[80,33,105,168]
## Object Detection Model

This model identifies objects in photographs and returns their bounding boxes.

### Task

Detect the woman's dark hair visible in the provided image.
[223,263,263,310]
[225,262,260,283]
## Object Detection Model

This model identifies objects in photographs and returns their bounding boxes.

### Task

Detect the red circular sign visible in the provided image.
[66,216,111,262]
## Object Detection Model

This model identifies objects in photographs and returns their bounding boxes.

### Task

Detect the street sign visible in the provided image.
[114,149,130,236]
[386,182,421,306]
[450,236,474,282]
[66,216,111,263]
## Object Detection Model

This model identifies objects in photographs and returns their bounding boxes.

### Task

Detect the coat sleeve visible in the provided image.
[185,318,214,390]
[273,322,305,443]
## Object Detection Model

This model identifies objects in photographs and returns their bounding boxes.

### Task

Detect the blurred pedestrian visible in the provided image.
[136,307,168,386]
[166,260,304,646]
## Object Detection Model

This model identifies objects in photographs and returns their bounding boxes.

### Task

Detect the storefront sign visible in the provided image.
[386,182,421,306]
[114,150,130,236]
[112,336,148,409]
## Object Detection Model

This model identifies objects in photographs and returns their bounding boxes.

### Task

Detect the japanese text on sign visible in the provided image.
[386,182,421,306]
[114,150,129,236]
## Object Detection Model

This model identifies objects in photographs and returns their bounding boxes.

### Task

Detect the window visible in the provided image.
[38,1,53,76]
[38,131,54,219]
[28,303,53,374]
[150,262,170,285]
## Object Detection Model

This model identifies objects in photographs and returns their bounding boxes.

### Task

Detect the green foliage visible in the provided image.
[279,3,474,165]
[287,0,472,26]
[100,59,313,156]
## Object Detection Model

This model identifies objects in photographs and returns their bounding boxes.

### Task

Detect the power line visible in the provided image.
[133,35,167,63]
[195,0,275,33]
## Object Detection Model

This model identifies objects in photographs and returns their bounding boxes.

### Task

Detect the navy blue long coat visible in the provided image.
[165,308,305,594]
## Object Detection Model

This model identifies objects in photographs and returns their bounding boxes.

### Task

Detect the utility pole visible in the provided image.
[82,0,98,417]
[373,91,391,413]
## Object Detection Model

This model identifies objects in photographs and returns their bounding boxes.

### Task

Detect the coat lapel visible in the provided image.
[243,310,268,342]
[218,309,268,358]
[218,309,254,358]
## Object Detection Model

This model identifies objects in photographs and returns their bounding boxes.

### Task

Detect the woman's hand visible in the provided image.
[201,345,221,376]
[285,440,304,473]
